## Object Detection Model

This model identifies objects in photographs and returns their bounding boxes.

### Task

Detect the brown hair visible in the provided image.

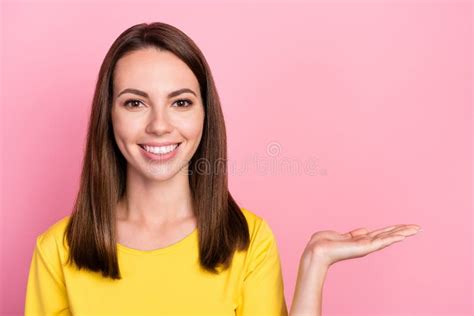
[64,22,249,280]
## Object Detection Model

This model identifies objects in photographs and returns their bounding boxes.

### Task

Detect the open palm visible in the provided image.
[306,224,422,268]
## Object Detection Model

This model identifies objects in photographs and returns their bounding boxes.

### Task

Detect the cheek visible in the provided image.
[112,112,126,143]
[175,112,204,141]
[111,109,142,146]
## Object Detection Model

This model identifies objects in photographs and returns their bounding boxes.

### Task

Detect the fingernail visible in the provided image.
[417,228,423,232]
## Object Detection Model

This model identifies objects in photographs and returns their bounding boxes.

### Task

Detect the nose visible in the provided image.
[145,106,173,135]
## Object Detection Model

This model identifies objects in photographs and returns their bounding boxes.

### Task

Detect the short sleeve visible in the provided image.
[236,219,288,316]
[24,235,71,316]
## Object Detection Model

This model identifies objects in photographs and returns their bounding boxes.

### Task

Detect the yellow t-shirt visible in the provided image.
[25,207,288,316]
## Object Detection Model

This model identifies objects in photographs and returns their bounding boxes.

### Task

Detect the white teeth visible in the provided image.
[143,144,178,154]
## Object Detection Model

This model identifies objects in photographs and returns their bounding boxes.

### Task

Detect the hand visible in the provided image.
[302,223,422,268]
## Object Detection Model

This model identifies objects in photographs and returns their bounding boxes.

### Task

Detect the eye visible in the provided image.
[123,99,144,109]
[173,99,193,108]
[123,98,193,109]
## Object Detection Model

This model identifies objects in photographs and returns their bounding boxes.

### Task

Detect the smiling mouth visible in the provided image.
[138,143,182,155]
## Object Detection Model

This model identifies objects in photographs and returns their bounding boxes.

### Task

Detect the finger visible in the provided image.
[374,234,407,251]
[350,233,407,256]
[368,224,406,238]
[376,226,420,239]
[346,228,370,238]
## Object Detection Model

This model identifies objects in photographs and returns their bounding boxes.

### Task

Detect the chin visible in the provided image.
[143,159,187,180]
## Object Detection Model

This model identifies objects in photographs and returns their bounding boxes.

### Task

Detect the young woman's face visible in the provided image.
[111,47,205,180]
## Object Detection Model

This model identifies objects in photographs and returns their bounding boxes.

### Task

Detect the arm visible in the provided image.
[289,224,421,316]
[24,235,71,316]
[289,255,328,316]
[236,219,288,316]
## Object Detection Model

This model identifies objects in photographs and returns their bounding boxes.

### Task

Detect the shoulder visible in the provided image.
[239,207,277,248]
[35,215,71,257]
[238,207,282,276]
[240,207,261,227]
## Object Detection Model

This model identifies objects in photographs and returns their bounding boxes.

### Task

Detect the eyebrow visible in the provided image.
[117,88,197,99]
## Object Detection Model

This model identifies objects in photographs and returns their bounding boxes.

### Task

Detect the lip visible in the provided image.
[139,143,181,162]
[139,141,181,147]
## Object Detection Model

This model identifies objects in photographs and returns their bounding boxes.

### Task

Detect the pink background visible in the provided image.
[1,0,472,315]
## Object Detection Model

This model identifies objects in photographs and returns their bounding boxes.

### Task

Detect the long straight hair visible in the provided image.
[64,22,250,280]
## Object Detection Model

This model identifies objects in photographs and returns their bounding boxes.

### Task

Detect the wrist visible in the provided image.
[301,249,331,271]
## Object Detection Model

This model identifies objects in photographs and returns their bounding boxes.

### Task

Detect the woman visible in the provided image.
[24,22,421,316]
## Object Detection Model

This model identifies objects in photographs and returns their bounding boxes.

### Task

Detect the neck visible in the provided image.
[117,164,194,226]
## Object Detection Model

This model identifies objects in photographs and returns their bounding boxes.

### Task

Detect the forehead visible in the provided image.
[113,47,200,97]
